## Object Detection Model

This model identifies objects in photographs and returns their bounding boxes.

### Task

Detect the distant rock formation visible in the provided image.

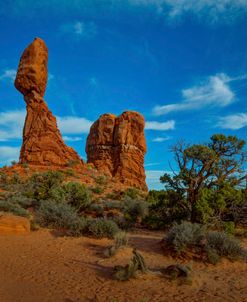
[86,111,147,190]
[15,38,82,166]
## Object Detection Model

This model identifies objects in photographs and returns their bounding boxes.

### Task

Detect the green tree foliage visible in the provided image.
[160,134,246,222]
[145,190,189,229]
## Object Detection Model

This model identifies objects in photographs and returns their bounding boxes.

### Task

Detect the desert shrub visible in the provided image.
[11,160,17,166]
[123,199,148,225]
[4,192,33,209]
[68,217,89,236]
[223,221,235,236]
[104,191,121,200]
[87,218,120,239]
[104,232,128,258]
[114,231,128,248]
[26,171,64,201]
[66,159,80,168]
[165,221,206,253]
[94,175,107,185]
[104,200,124,210]
[21,163,29,168]
[36,200,79,229]
[124,187,141,200]
[89,203,104,216]
[206,231,246,261]
[0,171,8,185]
[63,182,91,211]
[91,186,104,194]
[114,249,148,281]
[63,169,75,177]
[0,200,30,217]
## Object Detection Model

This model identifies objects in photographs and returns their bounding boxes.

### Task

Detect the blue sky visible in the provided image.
[0,0,246,189]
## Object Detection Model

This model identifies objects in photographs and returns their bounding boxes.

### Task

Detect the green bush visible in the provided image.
[145,190,189,229]
[223,221,235,236]
[63,182,91,211]
[123,199,148,225]
[87,218,120,239]
[26,171,64,201]
[114,231,128,249]
[94,175,107,185]
[124,187,141,200]
[165,221,206,253]
[36,200,79,229]
[91,186,104,194]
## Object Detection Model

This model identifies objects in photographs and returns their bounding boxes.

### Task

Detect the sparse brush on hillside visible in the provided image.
[63,182,91,211]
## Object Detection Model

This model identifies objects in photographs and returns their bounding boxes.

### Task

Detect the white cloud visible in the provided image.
[152,136,171,142]
[128,0,247,22]
[0,69,16,82]
[153,73,240,116]
[0,110,26,141]
[144,162,160,167]
[0,146,20,165]
[145,169,168,189]
[57,116,93,134]
[217,113,247,130]
[146,120,175,130]
[59,21,97,39]
[0,109,92,141]
[63,136,83,142]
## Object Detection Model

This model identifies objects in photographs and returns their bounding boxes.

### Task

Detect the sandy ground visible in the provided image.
[0,229,247,302]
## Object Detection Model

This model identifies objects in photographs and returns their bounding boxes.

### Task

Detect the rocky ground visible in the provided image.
[0,229,246,302]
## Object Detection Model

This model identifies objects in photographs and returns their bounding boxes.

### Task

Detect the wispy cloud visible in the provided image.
[0,110,25,141]
[59,21,97,39]
[146,120,175,130]
[0,69,16,82]
[129,0,247,23]
[0,146,20,165]
[217,113,247,130]
[153,73,247,116]
[63,136,83,142]
[145,169,168,189]
[152,136,171,142]
[144,162,160,167]
[57,116,93,134]
[0,109,92,141]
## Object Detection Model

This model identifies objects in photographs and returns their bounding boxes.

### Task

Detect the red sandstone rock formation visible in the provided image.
[15,38,82,166]
[86,111,147,190]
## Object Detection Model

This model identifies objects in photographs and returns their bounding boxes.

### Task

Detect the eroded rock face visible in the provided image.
[15,38,82,166]
[86,111,147,190]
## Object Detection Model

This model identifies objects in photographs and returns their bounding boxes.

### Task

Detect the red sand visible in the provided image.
[0,229,246,302]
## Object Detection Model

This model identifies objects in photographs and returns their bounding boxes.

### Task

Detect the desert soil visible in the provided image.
[0,229,247,302]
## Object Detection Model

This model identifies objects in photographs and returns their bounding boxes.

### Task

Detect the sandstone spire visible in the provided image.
[15,38,82,166]
[86,111,147,190]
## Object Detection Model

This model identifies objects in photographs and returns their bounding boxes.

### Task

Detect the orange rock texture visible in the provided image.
[0,214,30,234]
[86,111,147,190]
[15,38,82,166]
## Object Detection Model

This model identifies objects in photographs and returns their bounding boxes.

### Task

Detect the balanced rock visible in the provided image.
[86,111,147,190]
[15,38,82,166]
[0,214,30,234]
[15,38,48,97]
